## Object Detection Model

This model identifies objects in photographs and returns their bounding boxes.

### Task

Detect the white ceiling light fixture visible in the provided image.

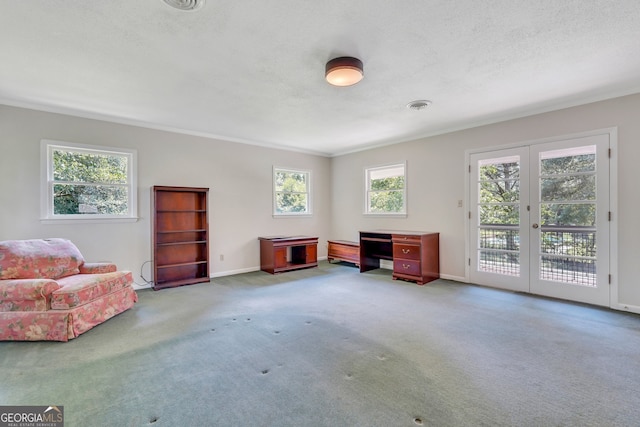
[161,0,205,11]
[325,57,364,87]
[407,100,432,111]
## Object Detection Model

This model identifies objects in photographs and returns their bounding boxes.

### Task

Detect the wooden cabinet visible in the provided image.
[391,233,439,285]
[152,186,210,290]
[327,240,360,266]
[259,236,318,274]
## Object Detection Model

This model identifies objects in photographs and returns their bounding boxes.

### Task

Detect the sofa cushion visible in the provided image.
[0,279,60,312]
[51,271,133,310]
[0,238,85,280]
[79,263,117,275]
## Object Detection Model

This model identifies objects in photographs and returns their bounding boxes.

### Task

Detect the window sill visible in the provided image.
[363,213,407,218]
[273,214,313,218]
[40,217,139,225]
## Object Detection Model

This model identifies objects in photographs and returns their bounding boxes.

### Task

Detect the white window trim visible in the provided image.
[40,139,138,224]
[272,166,312,217]
[364,161,407,217]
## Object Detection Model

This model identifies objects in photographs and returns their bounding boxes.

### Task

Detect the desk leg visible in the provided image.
[359,251,380,272]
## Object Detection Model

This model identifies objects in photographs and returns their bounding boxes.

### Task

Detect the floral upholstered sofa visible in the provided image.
[0,238,137,341]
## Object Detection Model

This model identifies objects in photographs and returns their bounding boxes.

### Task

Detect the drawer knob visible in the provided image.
[402,248,410,254]
[403,264,411,269]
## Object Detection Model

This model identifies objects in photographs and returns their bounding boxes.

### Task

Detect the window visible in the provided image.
[273,167,311,216]
[365,162,406,215]
[41,140,137,222]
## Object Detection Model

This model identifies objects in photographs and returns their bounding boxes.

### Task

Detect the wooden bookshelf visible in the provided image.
[152,186,210,290]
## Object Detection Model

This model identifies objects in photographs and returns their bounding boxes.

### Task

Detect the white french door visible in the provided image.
[469,134,610,306]
[469,147,530,292]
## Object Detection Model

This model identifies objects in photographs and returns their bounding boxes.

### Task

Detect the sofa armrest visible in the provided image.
[0,278,60,305]
[79,263,118,274]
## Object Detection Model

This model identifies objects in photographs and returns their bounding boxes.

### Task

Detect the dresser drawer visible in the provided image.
[393,243,420,260]
[393,259,421,276]
[392,234,422,243]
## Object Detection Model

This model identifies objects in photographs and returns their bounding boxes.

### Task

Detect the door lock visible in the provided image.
[532,223,539,229]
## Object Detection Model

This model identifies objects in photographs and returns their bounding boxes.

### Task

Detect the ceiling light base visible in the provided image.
[325,57,364,87]
[162,0,205,11]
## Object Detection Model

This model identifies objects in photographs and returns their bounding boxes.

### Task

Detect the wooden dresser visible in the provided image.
[391,232,439,285]
[360,231,439,285]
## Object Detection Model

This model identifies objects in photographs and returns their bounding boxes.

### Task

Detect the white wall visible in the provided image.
[0,105,331,287]
[331,93,640,311]
[3,93,640,311]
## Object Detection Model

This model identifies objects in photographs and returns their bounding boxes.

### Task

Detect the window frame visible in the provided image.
[40,139,138,223]
[364,161,407,217]
[272,166,312,217]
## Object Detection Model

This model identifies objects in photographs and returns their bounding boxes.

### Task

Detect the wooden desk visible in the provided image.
[258,236,318,274]
[359,230,439,285]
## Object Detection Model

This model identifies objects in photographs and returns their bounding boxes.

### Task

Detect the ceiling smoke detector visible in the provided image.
[407,100,432,111]
[162,0,205,11]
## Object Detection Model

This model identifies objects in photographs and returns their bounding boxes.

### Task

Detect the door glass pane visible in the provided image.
[540,256,596,286]
[540,150,595,174]
[479,156,520,179]
[541,231,595,257]
[480,229,520,251]
[538,145,596,287]
[541,175,596,201]
[541,203,595,226]
[477,156,521,276]
[480,180,520,202]
[480,251,521,276]
[479,204,520,225]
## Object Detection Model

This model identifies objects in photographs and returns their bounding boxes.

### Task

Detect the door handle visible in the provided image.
[532,223,539,229]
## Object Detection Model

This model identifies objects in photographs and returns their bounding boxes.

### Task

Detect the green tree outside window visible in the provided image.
[42,140,136,220]
[274,169,310,214]
[366,163,406,214]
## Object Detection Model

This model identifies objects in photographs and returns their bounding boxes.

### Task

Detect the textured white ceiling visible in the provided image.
[1,0,640,156]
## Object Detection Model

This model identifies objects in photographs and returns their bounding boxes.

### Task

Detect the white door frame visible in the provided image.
[464,128,618,308]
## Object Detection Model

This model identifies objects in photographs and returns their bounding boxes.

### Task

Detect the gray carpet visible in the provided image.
[2,261,640,426]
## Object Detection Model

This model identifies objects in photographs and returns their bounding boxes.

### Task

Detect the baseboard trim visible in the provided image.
[611,302,640,315]
[211,257,329,278]
[439,274,466,282]
[134,259,463,289]
[211,266,260,278]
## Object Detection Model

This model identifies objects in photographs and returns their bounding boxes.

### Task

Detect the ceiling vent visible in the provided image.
[407,100,432,111]
[162,0,205,11]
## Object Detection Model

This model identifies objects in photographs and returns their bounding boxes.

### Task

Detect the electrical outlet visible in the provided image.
[457,200,463,207]
[219,254,224,261]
